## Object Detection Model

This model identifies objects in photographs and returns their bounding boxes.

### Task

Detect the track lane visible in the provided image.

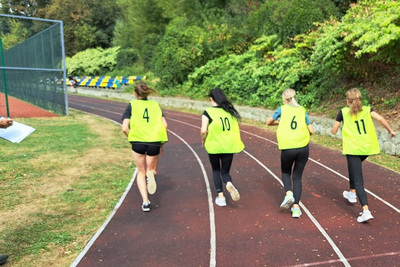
[70,94,400,267]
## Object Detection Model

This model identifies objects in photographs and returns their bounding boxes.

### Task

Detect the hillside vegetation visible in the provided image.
[2,0,399,123]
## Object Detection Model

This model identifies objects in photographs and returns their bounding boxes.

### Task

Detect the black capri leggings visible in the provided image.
[346,155,369,206]
[208,153,234,194]
[281,144,309,205]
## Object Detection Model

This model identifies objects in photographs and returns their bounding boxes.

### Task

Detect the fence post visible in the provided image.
[0,38,10,117]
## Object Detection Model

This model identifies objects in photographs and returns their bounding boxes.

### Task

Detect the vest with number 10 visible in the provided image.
[128,100,168,143]
[341,106,379,155]
[277,105,310,150]
[204,107,244,154]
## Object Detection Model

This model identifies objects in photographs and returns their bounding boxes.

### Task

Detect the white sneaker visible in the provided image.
[357,210,374,223]
[343,190,357,203]
[215,196,227,207]
[226,182,240,201]
[146,170,157,195]
[280,194,295,210]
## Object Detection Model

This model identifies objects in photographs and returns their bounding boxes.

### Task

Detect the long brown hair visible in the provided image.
[134,82,154,99]
[346,88,363,115]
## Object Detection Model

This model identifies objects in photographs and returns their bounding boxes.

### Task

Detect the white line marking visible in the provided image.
[169,118,349,266]
[70,168,138,267]
[243,151,350,267]
[168,130,217,267]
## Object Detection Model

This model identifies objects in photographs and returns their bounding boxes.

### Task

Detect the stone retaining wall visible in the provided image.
[70,87,400,156]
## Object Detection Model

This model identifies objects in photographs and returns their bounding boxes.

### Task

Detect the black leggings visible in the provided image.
[346,155,368,206]
[281,145,309,205]
[208,153,234,194]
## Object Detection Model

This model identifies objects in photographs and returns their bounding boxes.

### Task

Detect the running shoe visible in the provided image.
[142,201,152,212]
[280,194,295,210]
[291,207,302,218]
[146,170,157,195]
[357,210,374,223]
[343,190,357,203]
[215,196,227,207]
[226,182,240,201]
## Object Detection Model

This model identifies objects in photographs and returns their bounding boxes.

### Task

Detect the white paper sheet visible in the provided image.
[0,120,35,143]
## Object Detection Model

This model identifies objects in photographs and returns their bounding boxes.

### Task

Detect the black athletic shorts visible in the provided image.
[130,142,161,156]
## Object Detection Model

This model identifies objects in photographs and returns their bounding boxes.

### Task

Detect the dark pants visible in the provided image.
[208,153,234,194]
[281,145,309,205]
[346,155,368,206]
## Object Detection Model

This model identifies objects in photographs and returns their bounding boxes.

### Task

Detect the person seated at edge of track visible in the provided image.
[121,82,168,212]
[266,88,314,218]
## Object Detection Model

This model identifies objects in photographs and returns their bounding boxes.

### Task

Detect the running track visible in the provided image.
[68,94,400,267]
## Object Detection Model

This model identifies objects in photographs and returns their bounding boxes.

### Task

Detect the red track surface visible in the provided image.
[0,94,58,118]
[37,95,400,266]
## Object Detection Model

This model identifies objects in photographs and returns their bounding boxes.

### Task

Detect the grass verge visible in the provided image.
[0,110,134,267]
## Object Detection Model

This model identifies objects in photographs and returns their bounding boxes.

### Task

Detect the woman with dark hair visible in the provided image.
[201,87,245,207]
[332,88,396,223]
[122,82,168,212]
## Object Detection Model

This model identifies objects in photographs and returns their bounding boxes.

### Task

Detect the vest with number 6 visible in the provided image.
[277,105,310,150]
[341,106,379,155]
[128,100,168,143]
[204,107,245,154]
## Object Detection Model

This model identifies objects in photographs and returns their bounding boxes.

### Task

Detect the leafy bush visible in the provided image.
[152,17,207,89]
[116,48,139,69]
[66,47,119,76]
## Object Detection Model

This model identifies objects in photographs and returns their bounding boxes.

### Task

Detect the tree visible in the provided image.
[0,0,50,16]
[42,0,119,56]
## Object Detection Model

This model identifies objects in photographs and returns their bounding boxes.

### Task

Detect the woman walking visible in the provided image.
[332,88,396,223]
[201,87,245,207]
[266,89,314,218]
[122,82,168,212]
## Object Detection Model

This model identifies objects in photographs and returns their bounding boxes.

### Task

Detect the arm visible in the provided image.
[162,116,168,130]
[266,117,279,126]
[200,115,209,147]
[122,118,130,137]
[331,121,341,135]
[308,124,314,135]
[371,111,396,137]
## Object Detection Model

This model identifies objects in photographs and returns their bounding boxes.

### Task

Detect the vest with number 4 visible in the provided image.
[204,107,244,154]
[341,106,379,155]
[128,100,168,143]
[277,105,310,150]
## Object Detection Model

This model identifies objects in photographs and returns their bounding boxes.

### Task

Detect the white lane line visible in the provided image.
[70,169,138,267]
[167,130,217,267]
[309,158,400,213]
[243,129,400,214]
[169,118,349,266]
[243,151,350,267]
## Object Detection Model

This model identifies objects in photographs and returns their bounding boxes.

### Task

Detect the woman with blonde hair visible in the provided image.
[332,88,396,223]
[122,82,168,212]
[266,89,314,218]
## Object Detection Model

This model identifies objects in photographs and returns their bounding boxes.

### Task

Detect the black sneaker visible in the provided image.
[141,202,151,212]
[0,254,8,265]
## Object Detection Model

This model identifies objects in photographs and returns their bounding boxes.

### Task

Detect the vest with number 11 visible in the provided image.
[341,106,379,155]
[204,107,244,154]
[128,100,168,143]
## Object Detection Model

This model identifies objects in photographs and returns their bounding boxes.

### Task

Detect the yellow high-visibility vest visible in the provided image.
[204,107,245,154]
[128,100,168,143]
[276,105,310,150]
[341,106,379,155]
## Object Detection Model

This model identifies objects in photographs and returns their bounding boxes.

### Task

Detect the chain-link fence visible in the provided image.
[0,14,68,116]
